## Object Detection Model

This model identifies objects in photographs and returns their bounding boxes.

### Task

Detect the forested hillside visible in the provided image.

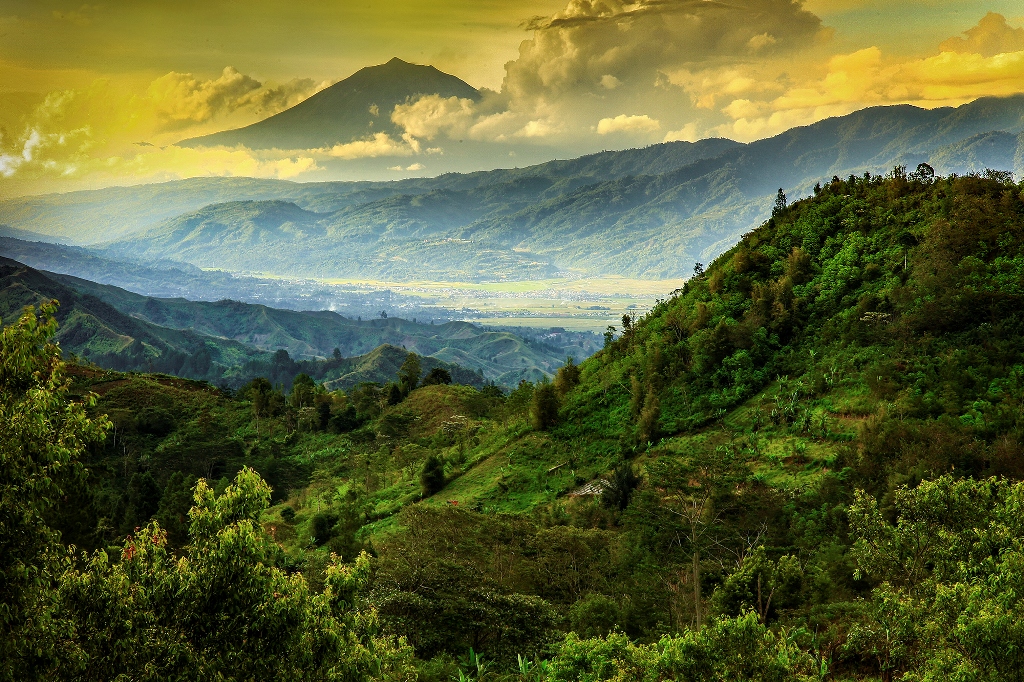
[4,169,1024,680]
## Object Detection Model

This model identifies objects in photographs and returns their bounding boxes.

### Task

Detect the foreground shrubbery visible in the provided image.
[6,170,1024,680]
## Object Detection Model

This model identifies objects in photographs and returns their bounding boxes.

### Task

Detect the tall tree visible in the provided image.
[0,302,109,679]
[398,353,422,396]
[650,445,747,629]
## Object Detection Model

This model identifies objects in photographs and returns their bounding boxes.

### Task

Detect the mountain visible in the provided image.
[3,95,1023,280]
[180,58,481,150]
[0,256,265,378]
[0,235,467,319]
[43,268,592,386]
[0,138,738,244]
[102,96,1024,280]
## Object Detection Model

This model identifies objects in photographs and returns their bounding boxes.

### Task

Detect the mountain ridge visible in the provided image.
[179,58,481,150]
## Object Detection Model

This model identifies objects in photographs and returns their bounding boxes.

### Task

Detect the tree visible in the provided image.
[398,353,422,395]
[771,188,787,217]
[0,301,109,679]
[848,476,1024,681]
[422,367,452,386]
[530,381,560,431]
[601,462,640,512]
[242,377,274,438]
[56,468,415,680]
[420,454,447,497]
[554,356,581,398]
[651,445,748,629]
[290,372,316,408]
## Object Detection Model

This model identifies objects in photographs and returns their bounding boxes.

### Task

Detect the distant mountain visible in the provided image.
[0,256,265,379]
[45,269,584,386]
[2,96,1023,280]
[0,138,738,244]
[0,257,499,390]
[180,58,481,150]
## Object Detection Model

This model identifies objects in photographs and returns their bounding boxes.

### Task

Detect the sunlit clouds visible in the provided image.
[2,1,1024,194]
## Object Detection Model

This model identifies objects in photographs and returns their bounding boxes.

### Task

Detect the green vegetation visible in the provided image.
[1,258,589,388]
[5,169,1024,680]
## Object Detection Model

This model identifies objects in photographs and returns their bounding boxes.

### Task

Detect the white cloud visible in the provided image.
[325,132,415,159]
[940,12,1024,57]
[597,114,660,135]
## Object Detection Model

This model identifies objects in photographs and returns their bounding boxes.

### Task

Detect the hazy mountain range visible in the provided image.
[0,257,591,387]
[2,91,1021,281]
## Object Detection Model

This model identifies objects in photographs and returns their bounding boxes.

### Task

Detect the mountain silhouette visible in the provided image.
[180,58,480,150]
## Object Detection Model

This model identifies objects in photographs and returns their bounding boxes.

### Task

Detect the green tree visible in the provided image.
[422,367,452,386]
[242,377,274,438]
[0,301,109,680]
[651,446,748,629]
[420,454,447,497]
[398,353,422,396]
[601,462,640,512]
[56,468,415,680]
[290,372,316,409]
[530,381,560,431]
[554,356,581,397]
[772,187,787,217]
[848,476,1024,681]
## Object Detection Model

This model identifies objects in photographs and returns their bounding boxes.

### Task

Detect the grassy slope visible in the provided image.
[50,171,1024,678]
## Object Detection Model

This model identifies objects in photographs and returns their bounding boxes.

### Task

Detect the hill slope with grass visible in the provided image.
[18,169,1024,681]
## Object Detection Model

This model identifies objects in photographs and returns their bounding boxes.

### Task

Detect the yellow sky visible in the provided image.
[2,1,1024,196]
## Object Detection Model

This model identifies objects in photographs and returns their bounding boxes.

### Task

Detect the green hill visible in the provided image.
[0,256,266,379]
[46,270,589,385]
[0,258,491,393]
[23,168,1024,680]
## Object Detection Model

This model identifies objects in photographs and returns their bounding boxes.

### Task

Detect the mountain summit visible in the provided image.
[179,58,480,150]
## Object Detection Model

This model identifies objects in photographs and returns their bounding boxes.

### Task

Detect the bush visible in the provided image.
[420,455,447,497]
[530,382,560,431]
[309,511,338,545]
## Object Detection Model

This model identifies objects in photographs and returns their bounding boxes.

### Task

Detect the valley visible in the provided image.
[9,170,1024,680]
[6,2,1024,678]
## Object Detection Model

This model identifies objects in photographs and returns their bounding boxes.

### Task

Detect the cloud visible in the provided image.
[391,95,479,140]
[325,132,416,159]
[505,0,824,105]
[382,0,826,152]
[663,122,699,142]
[597,114,660,134]
[711,40,1024,141]
[146,67,326,130]
[0,77,322,186]
[939,12,1024,57]
[148,67,263,128]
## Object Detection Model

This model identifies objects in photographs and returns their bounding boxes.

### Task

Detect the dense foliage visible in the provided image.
[4,170,1024,680]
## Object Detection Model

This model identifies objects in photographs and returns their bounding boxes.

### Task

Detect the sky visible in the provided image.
[2,0,1024,196]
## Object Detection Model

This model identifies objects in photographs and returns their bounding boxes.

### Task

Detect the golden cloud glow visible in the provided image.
[3,2,1024,194]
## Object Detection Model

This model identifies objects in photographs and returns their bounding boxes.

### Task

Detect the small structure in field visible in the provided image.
[569,479,610,497]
